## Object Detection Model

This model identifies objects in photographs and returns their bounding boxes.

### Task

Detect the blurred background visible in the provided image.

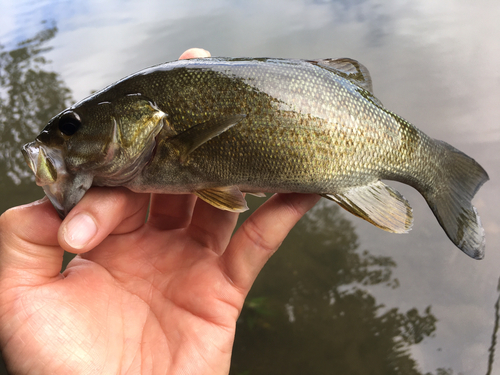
[1,1,499,374]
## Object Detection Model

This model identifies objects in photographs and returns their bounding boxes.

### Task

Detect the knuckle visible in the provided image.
[242,216,279,254]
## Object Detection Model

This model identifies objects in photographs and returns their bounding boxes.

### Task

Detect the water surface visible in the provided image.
[1,1,499,374]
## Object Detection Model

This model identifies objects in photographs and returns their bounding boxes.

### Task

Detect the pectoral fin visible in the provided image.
[171,114,246,163]
[322,180,413,233]
[195,186,249,212]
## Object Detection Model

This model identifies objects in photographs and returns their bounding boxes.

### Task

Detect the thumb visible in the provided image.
[0,197,64,287]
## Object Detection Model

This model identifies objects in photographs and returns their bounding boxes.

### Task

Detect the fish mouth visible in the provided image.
[22,141,73,218]
[22,142,61,186]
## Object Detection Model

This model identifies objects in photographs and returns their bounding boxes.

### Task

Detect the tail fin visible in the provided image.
[423,141,489,259]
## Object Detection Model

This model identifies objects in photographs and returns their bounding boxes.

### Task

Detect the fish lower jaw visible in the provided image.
[42,184,66,217]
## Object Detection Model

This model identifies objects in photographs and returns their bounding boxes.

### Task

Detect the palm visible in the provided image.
[2,193,241,374]
[80,222,242,374]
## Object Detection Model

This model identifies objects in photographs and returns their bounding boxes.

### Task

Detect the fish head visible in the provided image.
[22,93,166,218]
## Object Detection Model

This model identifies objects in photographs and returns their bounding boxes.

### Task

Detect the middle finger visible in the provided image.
[147,193,197,230]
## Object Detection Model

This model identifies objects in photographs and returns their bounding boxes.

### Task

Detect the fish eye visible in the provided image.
[58,112,81,136]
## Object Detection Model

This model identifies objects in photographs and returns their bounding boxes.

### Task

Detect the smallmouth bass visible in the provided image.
[22,57,489,258]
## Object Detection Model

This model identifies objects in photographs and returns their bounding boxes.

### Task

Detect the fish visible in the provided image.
[22,57,489,258]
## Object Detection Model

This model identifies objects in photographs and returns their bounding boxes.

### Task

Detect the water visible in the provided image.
[1,1,499,374]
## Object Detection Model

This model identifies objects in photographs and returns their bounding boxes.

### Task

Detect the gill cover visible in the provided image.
[92,95,167,186]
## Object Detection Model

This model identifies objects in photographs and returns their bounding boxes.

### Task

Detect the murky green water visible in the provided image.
[1,1,499,374]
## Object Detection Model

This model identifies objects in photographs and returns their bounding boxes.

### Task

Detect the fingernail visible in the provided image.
[63,213,97,249]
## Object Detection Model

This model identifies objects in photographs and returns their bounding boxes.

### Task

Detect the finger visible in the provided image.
[188,198,240,255]
[179,48,211,60]
[148,193,197,230]
[0,197,63,284]
[58,187,149,253]
[221,193,321,291]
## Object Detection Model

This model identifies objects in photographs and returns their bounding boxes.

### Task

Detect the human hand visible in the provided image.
[0,48,321,375]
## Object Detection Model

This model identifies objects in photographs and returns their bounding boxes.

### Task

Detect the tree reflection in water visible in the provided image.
[232,201,451,375]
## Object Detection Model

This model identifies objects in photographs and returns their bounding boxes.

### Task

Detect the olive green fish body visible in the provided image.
[22,57,488,258]
[104,60,420,189]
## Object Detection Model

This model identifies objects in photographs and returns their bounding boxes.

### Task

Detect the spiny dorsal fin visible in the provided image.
[322,180,413,233]
[310,58,374,94]
[308,58,383,107]
[170,114,246,163]
[195,186,249,212]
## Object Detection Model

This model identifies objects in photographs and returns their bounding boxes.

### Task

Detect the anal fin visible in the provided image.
[195,186,249,212]
[322,180,413,233]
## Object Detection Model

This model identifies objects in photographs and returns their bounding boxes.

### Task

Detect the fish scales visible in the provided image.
[22,57,489,258]
[128,60,418,191]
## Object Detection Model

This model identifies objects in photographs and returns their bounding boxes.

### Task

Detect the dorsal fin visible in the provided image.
[310,58,374,94]
[308,58,383,107]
